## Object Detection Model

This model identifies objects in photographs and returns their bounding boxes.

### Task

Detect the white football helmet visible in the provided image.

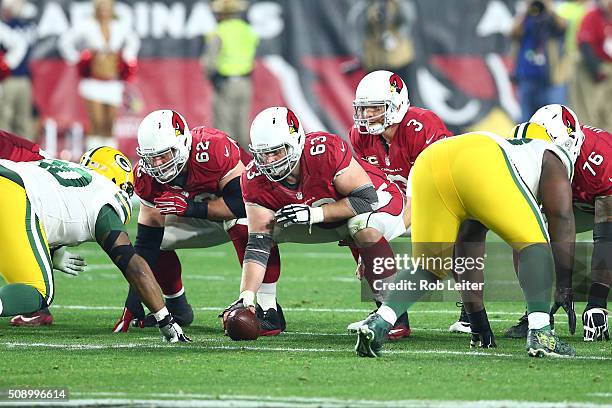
[353,70,410,135]
[249,107,305,182]
[529,104,585,165]
[136,110,192,184]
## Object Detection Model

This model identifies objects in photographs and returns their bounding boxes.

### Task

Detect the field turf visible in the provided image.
[0,208,610,407]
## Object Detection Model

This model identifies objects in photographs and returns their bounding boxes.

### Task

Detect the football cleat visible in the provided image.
[582,308,609,342]
[526,326,576,357]
[355,314,392,358]
[449,302,471,334]
[504,311,529,338]
[255,303,286,336]
[470,330,497,348]
[10,309,53,327]
[388,312,411,341]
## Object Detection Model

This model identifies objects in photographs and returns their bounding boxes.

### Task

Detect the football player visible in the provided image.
[0,130,86,327]
[0,146,190,342]
[348,70,453,339]
[355,122,579,358]
[222,107,407,329]
[499,105,611,342]
[111,110,285,336]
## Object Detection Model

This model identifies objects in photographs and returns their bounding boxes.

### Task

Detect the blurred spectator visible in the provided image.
[556,0,590,109]
[0,0,32,140]
[572,0,612,131]
[510,0,568,122]
[58,0,139,150]
[203,0,258,149]
[362,0,415,78]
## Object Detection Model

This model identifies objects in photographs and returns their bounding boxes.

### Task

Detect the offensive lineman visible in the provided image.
[222,107,407,325]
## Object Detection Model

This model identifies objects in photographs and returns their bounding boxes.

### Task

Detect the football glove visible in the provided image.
[154,192,190,216]
[275,204,324,227]
[158,314,191,343]
[52,247,86,276]
[582,308,609,342]
[550,287,576,335]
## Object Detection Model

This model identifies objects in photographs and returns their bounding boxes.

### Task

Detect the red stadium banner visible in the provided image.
[26,0,520,156]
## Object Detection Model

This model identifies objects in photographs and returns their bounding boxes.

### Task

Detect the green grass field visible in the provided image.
[1,210,611,407]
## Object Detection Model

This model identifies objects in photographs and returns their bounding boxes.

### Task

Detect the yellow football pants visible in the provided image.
[411,133,549,278]
[0,165,54,305]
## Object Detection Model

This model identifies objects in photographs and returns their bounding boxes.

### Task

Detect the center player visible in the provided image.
[222,107,407,325]
[348,70,453,339]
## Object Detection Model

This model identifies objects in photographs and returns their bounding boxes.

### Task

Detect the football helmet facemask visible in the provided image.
[249,107,305,182]
[136,110,192,184]
[353,70,410,135]
[80,146,135,197]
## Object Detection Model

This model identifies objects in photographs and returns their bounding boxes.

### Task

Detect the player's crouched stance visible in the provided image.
[221,107,406,327]
[0,147,189,343]
[355,130,578,358]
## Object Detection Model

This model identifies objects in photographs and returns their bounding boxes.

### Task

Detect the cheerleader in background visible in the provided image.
[58,0,139,150]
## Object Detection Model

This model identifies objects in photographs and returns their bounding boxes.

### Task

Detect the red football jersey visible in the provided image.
[242,131,404,217]
[135,126,242,204]
[0,130,45,162]
[577,7,612,63]
[349,106,451,191]
[572,125,612,210]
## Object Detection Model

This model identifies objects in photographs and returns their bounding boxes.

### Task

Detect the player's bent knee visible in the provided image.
[352,227,383,247]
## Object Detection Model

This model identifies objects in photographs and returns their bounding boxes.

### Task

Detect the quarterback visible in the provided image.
[355,123,579,358]
[348,70,452,339]
[0,147,189,342]
[112,110,285,336]
[222,107,407,322]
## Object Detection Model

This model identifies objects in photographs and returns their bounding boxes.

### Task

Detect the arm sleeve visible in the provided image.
[120,24,140,63]
[58,23,86,64]
[94,205,127,245]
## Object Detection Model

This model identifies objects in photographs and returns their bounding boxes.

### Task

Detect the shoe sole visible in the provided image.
[388,328,411,341]
[527,347,575,358]
[260,329,282,336]
[355,326,379,358]
[10,321,53,327]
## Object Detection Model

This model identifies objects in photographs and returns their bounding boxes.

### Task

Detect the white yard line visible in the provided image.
[2,341,609,361]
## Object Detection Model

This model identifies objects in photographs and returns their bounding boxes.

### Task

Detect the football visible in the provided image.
[226,307,260,341]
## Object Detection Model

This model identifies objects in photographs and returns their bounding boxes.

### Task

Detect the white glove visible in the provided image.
[52,247,86,276]
[275,204,324,227]
[158,314,191,343]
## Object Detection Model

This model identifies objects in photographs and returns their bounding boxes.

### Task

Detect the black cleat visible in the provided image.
[255,303,286,336]
[470,330,497,348]
[504,311,528,339]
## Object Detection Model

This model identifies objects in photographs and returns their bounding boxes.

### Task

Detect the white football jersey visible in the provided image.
[480,131,573,199]
[0,159,132,247]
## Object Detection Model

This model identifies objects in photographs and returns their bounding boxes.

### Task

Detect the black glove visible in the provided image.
[550,287,576,335]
